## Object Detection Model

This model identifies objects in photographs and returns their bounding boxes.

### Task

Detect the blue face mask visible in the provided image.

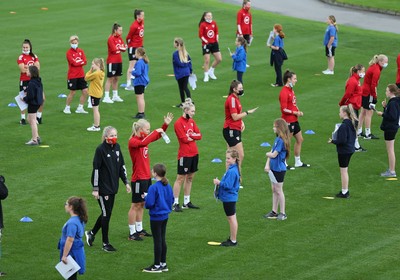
[70,43,78,50]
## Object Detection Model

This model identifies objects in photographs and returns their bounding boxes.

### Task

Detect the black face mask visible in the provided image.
[185,114,191,119]
[238,90,244,96]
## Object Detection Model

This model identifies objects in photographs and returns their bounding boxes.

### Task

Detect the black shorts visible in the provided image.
[271,170,286,183]
[89,96,100,107]
[202,42,220,55]
[27,104,40,114]
[288,121,301,135]
[338,153,353,168]
[223,202,236,217]
[19,80,29,92]
[67,78,88,91]
[177,155,199,175]
[384,130,398,141]
[134,85,145,95]
[362,95,376,110]
[107,63,123,78]
[128,47,140,61]
[131,179,152,203]
[242,34,251,45]
[325,45,336,57]
[223,127,242,147]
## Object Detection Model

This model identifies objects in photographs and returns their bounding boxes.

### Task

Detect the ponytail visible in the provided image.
[153,163,169,186]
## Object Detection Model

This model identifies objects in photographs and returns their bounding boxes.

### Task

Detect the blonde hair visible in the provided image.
[369,54,388,65]
[328,15,338,31]
[226,148,242,183]
[273,118,291,159]
[131,119,150,137]
[102,126,117,142]
[135,47,149,64]
[340,104,358,129]
[69,35,79,42]
[182,98,194,111]
[174,38,189,63]
[92,58,105,71]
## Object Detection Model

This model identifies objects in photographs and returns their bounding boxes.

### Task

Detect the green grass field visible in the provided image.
[1,0,400,279]
[337,0,400,12]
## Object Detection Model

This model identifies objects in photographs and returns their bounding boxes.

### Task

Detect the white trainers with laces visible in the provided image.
[322,69,334,75]
[102,97,114,103]
[112,95,124,102]
[87,125,101,132]
[75,107,88,114]
[63,107,71,114]
[203,74,209,82]
[208,69,217,80]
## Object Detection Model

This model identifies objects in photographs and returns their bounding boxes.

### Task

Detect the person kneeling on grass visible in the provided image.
[213,149,240,247]
[143,163,174,273]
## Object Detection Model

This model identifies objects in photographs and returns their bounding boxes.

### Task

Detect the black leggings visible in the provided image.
[177,76,191,103]
[91,194,115,244]
[150,219,168,265]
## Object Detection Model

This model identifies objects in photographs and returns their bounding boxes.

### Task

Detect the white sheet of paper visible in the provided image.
[189,74,197,90]
[55,255,81,280]
[266,31,275,47]
[268,171,278,184]
[15,91,28,111]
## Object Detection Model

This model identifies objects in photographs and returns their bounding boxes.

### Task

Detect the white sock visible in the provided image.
[174,198,179,204]
[64,105,70,110]
[129,224,136,235]
[357,128,362,135]
[160,262,166,267]
[112,90,118,97]
[204,72,209,78]
[36,112,42,118]
[295,156,302,165]
[355,138,360,149]
[231,239,237,243]
[21,114,26,119]
[209,67,214,73]
[342,188,348,194]
[77,104,83,110]
[365,128,371,135]
[136,221,143,232]
[126,80,131,86]
[184,195,190,205]
[104,91,110,98]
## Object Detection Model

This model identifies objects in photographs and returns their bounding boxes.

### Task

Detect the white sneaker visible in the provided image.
[63,107,71,114]
[322,69,334,75]
[208,69,217,80]
[203,74,209,82]
[87,125,101,132]
[112,95,124,102]
[75,107,88,114]
[124,85,135,91]
[102,97,114,103]
[246,64,250,68]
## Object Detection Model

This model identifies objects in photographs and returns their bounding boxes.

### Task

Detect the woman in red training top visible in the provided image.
[199,11,222,82]
[17,39,42,125]
[127,113,174,241]
[279,70,310,169]
[357,54,388,139]
[125,9,145,91]
[103,23,127,104]
[172,98,202,212]
[236,0,253,45]
[223,80,258,169]
[339,64,366,152]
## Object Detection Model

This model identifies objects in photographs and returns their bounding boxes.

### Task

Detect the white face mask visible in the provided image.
[288,82,294,88]
[382,63,388,68]
[22,49,30,55]
[205,19,212,23]
[70,43,78,50]
[359,73,365,78]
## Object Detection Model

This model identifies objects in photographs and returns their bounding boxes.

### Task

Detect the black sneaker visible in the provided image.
[160,264,169,272]
[128,232,143,241]
[20,119,26,125]
[335,191,350,198]
[173,203,183,212]
[364,134,379,140]
[85,231,95,246]
[355,146,367,152]
[182,201,200,209]
[37,117,42,124]
[102,243,117,252]
[286,165,295,170]
[263,211,278,219]
[220,238,237,247]
[175,103,183,108]
[143,265,162,273]
[138,229,152,237]
[357,132,366,138]
[133,113,145,119]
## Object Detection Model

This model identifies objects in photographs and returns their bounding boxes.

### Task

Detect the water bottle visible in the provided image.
[161,132,170,144]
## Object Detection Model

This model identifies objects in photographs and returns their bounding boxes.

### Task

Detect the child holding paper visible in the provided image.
[58,196,88,280]
[264,118,290,220]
